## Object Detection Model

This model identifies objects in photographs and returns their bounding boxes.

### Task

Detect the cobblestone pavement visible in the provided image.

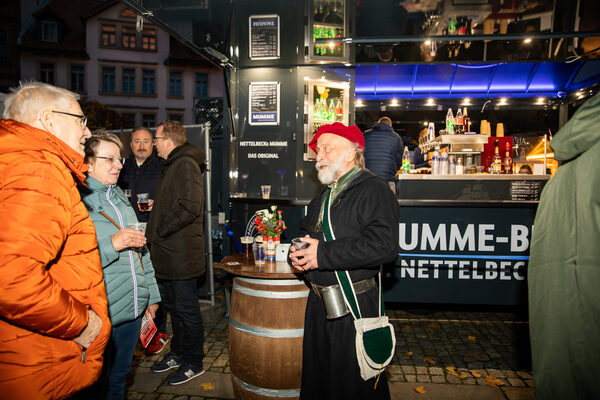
[127,295,533,399]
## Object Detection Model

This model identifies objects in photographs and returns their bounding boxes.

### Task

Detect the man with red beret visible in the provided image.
[289,122,399,400]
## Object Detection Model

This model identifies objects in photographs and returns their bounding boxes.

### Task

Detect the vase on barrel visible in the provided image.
[264,235,280,262]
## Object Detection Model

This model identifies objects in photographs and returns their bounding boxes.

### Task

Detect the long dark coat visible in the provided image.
[299,169,399,400]
[146,142,205,280]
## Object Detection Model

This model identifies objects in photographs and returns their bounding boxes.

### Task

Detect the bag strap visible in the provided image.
[99,211,144,270]
[322,189,384,320]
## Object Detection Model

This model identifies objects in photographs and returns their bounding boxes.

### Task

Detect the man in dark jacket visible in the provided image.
[363,116,404,181]
[289,122,398,400]
[528,92,600,399]
[146,121,206,385]
[118,127,162,223]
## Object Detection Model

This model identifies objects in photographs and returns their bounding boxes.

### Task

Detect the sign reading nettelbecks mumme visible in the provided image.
[249,15,280,60]
[249,81,280,126]
[385,206,536,305]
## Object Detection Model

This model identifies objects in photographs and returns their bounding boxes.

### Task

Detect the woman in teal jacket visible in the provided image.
[79,131,161,400]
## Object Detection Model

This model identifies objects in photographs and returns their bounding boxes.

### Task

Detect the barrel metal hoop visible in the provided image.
[229,317,304,338]
[232,374,301,398]
[237,277,307,286]
[233,281,309,299]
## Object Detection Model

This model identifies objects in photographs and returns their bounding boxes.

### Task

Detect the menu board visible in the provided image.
[249,82,280,126]
[249,15,280,60]
[510,180,543,201]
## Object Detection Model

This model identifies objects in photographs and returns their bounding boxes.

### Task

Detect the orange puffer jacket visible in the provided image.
[0,120,111,399]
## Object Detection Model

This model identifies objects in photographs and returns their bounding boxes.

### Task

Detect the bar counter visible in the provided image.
[221,254,309,400]
[389,173,550,306]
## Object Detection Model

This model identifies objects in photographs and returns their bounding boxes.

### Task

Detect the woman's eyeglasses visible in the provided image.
[95,156,125,165]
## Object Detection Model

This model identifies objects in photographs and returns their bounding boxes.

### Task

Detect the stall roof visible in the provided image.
[353,61,600,100]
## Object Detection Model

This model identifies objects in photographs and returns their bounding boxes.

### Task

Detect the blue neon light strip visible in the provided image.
[399,253,529,261]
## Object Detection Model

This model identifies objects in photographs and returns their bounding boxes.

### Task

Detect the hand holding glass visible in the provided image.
[137,193,150,212]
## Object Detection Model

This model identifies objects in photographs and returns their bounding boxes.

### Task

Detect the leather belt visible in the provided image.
[310,277,376,299]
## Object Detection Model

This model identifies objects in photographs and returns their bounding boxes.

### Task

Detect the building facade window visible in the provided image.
[168,113,183,123]
[142,69,155,95]
[169,71,182,97]
[41,21,58,43]
[195,73,208,98]
[121,8,137,18]
[70,65,85,92]
[101,25,116,47]
[142,28,156,50]
[142,113,156,128]
[40,63,55,84]
[122,68,136,94]
[102,67,116,93]
[122,26,136,48]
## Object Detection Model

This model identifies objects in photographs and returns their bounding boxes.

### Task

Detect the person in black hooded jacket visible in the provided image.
[146,120,206,386]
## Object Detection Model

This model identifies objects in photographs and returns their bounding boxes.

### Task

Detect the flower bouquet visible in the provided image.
[254,206,287,261]
[254,206,287,241]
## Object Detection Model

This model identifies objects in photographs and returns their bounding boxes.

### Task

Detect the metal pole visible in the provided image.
[200,122,215,306]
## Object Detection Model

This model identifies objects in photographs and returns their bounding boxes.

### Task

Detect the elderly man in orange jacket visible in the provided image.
[0,82,111,399]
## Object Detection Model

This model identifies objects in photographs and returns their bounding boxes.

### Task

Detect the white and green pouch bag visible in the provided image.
[322,189,396,382]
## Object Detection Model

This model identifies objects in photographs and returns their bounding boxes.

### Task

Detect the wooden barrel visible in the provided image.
[229,276,309,400]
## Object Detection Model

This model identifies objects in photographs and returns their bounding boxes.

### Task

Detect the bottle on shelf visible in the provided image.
[328,99,335,121]
[335,98,343,122]
[432,145,441,175]
[504,141,513,174]
[455,107,464,134]
[427,122,436,143]
[446,108,455,134]
[463,107,471,132]
[492,140,503,174]
[456,155,464,174]
[440,147,449,174]
[401,147,410,174]
[449,155,456,175]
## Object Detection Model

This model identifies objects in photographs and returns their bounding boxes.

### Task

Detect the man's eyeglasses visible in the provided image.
[52,111,87,130]
[95,156,125,165]
[153,136,169,142]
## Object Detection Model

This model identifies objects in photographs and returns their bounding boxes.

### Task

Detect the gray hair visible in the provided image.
[3,81,80,125]
[84,130,124,163]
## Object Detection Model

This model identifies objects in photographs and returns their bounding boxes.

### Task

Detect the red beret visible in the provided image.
[308,122,365,154]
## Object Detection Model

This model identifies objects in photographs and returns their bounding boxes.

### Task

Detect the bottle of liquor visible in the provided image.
[463,107,471,133]
[432,145,440,175]
[455,107,464,134]
[449,155,456,175]
[492,141,503,174]
[328,99,335,121]
[401,147,410,174]
[335,98,343,122]
[504,141,513,174]
[428,122,436,142]
[456,156,464,175]
[440,148,449,174]
[446,108,454,134]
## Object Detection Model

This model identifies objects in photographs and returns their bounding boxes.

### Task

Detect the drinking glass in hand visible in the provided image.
[137,193,150,212]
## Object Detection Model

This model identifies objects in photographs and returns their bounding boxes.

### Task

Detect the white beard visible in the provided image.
[316,150,348,185]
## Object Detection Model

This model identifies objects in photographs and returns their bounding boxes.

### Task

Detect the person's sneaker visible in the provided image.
[151,353,182,373]
[167,363,205,385]
[146,332,168,355]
